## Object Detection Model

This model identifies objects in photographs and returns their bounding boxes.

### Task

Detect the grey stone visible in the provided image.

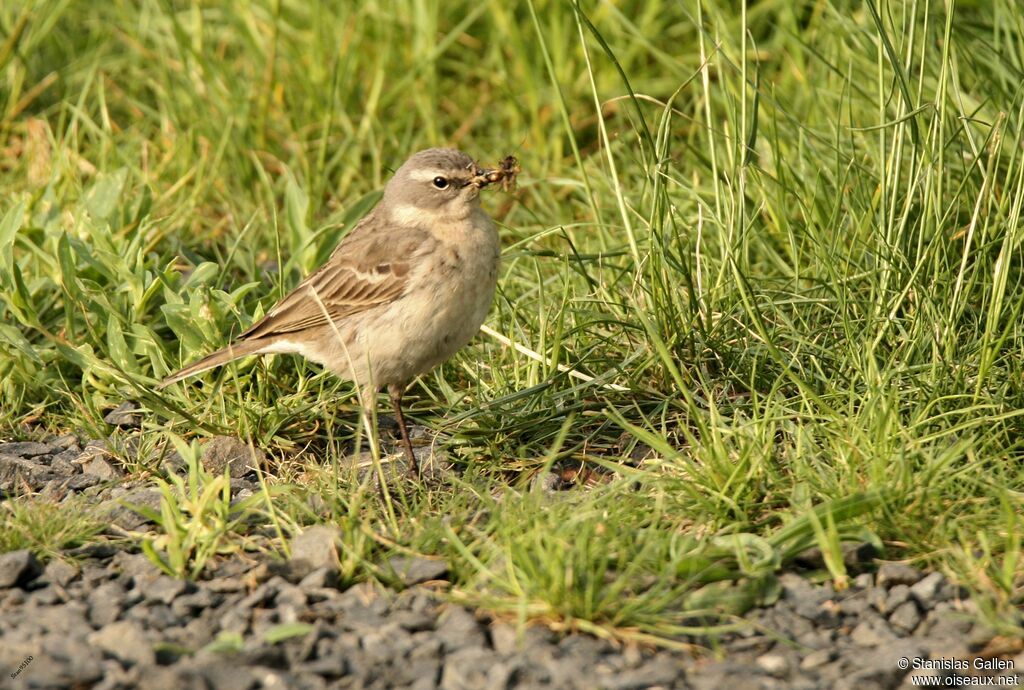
[966,621,999,650]
[0,454,44,491]
[876,562,923,588]
[147,575,191,604]
[111,435,145,465]
[866,585,888,613]
[275,584,308,626]
[795,541,878,571]
[837,593,869,617]
[889,600,921,633]
[102,488,164,530]
[0,549,41,588]
[51,445,81,461]
[800,648,835,669]
[763,603,816,638]
[248,575,289,605]
[755,653,791,677]
[124,602,181,630]
[29,585,63,606]
[909,571,948,609]
[289,526,341,579]
[81,560,116,583]
[196,662,259,690]
[436,606,486,652]
[10,650,103,688]
[389,555,449,585]
[41,634,105,683]
[850,616,898,646]
[835,640,924,690]
[883,584,911,613]
[390,609,435,633]
[88,580,126,627]
[279,671,328,690]
[530,470,563,494]
[219,605,251,635]
[160,450,186,475]
[267,558,317,585]
[780,573,824,605]
[361,623,415,663]
[74,439,108,463]
[138,666,211,690]
[111,550,163,584]
[66,473,101,491]
[205,574,248,593]
[201,435,265,478]
[298,653,349,678]
[0,638,35,670]
[104,401,141,428]
[440,646,497,690]
[499,653,553,686]
[50,448,81,471]
[406,659,443,689]
[330,585,389,632]
[604,657,682,689]
[82,454,124,480]
[49,433,80,450]
[795,628,835,650]
[88,620,156,666]
[81,438,109,453]
[918,608,974,640]
[487,622,520,651]
[0,586,26,608]
[795,598,840,628]
[229,477,257,496]
[238,637,288,667]
[297,566,339,590]
[0,441,55,456]
[410,632,444,660]
[23,600,91,635]
[480,660,519,690]
[171,589,220,616]
[166,612,219,650]
[559,633,611,659]
[842,541,880,568]
[399,588,439,614]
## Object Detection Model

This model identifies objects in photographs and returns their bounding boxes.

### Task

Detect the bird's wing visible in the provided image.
[237,221,433,341]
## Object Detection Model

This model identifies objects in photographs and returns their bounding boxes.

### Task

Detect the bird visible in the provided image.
[158,148,512,476]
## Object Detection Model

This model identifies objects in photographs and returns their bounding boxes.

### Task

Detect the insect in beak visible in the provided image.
[470,155,520,191]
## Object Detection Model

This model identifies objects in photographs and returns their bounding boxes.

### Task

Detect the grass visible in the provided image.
[1,0,1023,643]
[0,495,105,559]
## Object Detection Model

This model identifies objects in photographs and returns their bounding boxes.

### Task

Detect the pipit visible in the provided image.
[159,148,516,476]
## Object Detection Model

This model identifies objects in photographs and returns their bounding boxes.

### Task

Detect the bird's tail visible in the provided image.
[157,339,268,389]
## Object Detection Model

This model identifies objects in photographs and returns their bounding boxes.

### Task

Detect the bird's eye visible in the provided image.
[432,176,449,189]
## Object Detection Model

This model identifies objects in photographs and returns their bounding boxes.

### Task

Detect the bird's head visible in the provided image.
[382,148,501,222]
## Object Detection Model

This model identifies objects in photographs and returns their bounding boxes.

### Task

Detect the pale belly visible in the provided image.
[309,221,500,389]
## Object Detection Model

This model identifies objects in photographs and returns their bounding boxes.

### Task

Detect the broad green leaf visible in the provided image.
[84,168,128,221]
[0,200,25,281]
[182,261,220,290]
[106,315,137,373]
[57,232,80,302]
[0,323,42,364]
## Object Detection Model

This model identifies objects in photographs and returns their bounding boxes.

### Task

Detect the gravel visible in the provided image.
[0,550,42,588]
[1,431,1022,689]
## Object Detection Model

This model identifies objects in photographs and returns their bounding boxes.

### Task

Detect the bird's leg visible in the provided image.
[387,383,419,477]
